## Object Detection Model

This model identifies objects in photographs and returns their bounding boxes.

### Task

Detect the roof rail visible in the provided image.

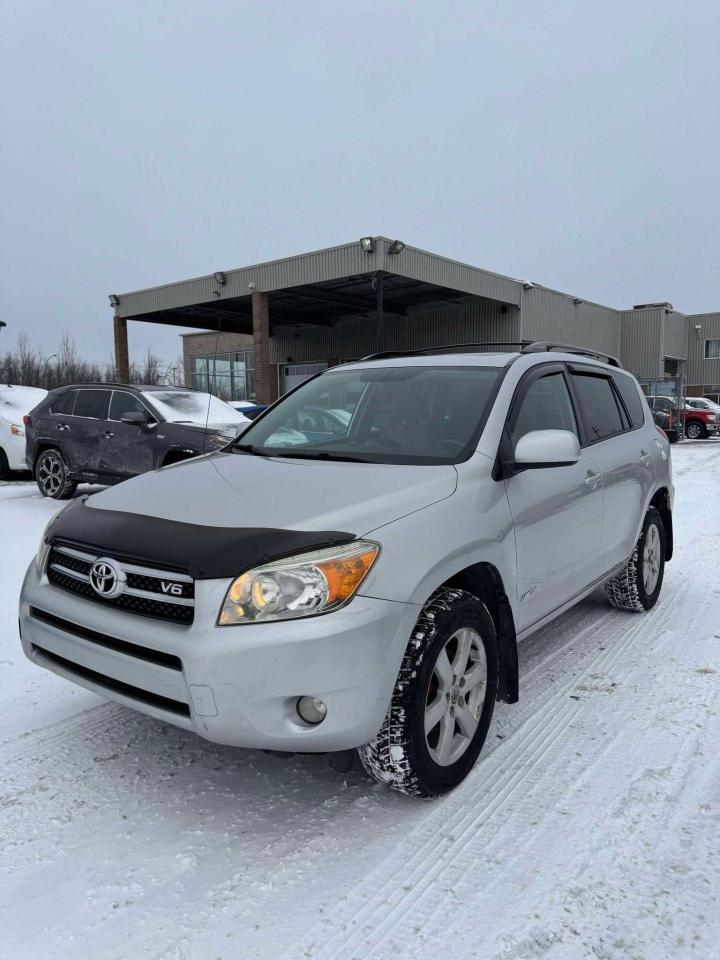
[521,341,623,368]
[360,341,534,362]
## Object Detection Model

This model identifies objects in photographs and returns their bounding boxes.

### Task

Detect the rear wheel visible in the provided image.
[35,449,77,499]
[358,588,499,798]
[605,507,665,611]
[685,421,706,439]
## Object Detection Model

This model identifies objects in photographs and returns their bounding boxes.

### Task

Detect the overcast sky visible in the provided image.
[1,0,719,367]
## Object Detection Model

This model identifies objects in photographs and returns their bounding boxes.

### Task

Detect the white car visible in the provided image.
[0,385,47,478]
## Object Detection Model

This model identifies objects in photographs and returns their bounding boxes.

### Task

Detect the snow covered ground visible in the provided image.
[2,443,719,960]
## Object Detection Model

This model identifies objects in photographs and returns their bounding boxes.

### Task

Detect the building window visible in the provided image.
[190,351,255,401]
[704,339,720,360]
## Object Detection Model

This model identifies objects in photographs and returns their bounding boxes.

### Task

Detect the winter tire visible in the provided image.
[605,506,665,612]
[685,421,706,440]
[358,588,499,798]
[35,449,77,500]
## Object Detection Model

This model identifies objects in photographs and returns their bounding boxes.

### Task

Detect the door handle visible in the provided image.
[56,423,70,431]
[585,471,603,487]
[103,431,115,438]
[640,450,652,466]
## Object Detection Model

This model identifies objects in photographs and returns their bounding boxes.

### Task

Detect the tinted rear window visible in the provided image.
[49,391,77,415]
[73,389,110,419]
[612,373,645,429]
[571,374,624,441]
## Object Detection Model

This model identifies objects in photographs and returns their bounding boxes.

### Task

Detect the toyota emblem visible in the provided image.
[89,558,126,599]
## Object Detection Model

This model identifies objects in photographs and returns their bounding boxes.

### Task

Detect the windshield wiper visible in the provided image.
[233,442,273,457]
[272,450,370,463]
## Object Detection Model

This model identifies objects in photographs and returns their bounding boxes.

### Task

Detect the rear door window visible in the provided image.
[50,391,77,415]
[611,373,645,429]
[73,389,110,419]
[571,374,624,441]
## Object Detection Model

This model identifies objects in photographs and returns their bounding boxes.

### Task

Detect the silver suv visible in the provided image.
[19,343,674,797]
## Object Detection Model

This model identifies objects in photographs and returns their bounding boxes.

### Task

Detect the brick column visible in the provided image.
[113,316,130,384]
[252,290,278,403]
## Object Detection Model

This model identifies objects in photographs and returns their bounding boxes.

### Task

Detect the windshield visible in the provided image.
[144,390,249,425]
[237,365,502,464]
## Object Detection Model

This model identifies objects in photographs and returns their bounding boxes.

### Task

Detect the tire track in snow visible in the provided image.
[290,578,688,960]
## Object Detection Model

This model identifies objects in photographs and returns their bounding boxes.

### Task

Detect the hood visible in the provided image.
[87,449,458,535]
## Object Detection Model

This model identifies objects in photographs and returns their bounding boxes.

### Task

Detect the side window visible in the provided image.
[571,374,624,441]
[510,373,578,445]
[611,373,645,429]
[109,391,152,422]
[50,390,77,415]
[73,389,110,420]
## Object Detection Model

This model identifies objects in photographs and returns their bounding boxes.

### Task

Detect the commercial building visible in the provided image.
[110,237,720,403]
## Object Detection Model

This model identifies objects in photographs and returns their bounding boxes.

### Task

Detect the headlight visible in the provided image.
[218,540,380,625]
[10,424,24,437]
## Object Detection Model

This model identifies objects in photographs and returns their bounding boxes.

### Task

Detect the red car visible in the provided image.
[683,400,720,439]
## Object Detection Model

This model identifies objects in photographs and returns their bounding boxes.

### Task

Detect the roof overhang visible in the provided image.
[112,238,522,334]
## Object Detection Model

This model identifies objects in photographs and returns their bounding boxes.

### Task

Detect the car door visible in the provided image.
[62,388,110,475]
[100,390,157,478]
[502,364,604,632]
[570,368,655,576]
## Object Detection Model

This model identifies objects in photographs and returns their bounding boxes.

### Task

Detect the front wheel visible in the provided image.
[35,449,77,500]
[358,588,499,798]
[605,507,665,611]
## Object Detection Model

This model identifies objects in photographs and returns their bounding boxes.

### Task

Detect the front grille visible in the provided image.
[29,607,182,670]
[46,544,195,625]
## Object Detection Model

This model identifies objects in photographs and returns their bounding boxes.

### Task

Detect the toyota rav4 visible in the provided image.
[19,343,674,797]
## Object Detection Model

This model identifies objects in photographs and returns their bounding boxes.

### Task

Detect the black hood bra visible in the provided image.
[46,497,355,580]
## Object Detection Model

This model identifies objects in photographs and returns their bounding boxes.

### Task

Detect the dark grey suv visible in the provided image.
[25,384,249,498]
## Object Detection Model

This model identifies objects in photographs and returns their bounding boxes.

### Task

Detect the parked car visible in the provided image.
[229,401,269,420]
[20,344,673,797]
[646,396,685,442]
[24,384,250,498]
[684,397,720,438]
[0,385,48,478]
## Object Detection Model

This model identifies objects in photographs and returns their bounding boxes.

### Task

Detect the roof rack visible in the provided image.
[520,341,623,368]
[360,340,623,368]
[361,341,534,361]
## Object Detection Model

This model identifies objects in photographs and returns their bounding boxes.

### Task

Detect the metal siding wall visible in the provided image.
[391,243,521,305]
[687,312,720,387]
[117,239,522,319]
[521,288,622,357]
[620,308,664,379]
[269,300,520,363]
[663,311,688,360]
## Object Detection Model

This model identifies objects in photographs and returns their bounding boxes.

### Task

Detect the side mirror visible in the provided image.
[513,429,580,468]
[121,410,149,426]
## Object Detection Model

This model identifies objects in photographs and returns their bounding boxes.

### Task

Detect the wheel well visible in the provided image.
[650,487,673,561]
[161,449,196,468]
[440,562,518,704]
[32,444,60,476]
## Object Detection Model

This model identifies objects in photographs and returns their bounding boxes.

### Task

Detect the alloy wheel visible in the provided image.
[642,523,661,594]
[425,626,487,767]
[686,422,702,439]
[38,454,63,496]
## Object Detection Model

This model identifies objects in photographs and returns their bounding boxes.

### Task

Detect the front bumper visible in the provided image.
[19,561,419,752]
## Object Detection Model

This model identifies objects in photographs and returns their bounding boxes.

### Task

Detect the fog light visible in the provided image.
[296,696,327,725]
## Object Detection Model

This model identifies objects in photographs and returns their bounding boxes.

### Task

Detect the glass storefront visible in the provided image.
[190,351,255,401]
